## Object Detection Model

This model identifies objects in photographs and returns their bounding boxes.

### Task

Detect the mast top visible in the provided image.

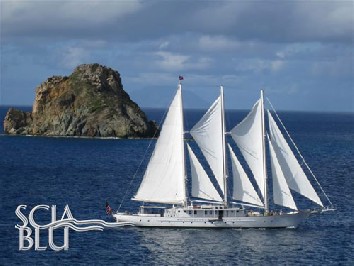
[178,75,184,84]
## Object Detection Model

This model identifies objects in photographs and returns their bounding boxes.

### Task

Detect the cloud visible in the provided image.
[293,1,353,43]
[311,55,354,79]
[198,35,240,51]
[1,1,353,111]
[1,0,143,40]
[192,1,353,43]
[233,58,285,74]
[153,51,212,72]
[159,41,169,49]
[271,60,284,72]
[61,47,90,69]
[154,51,189,71]
[2,1,352,43]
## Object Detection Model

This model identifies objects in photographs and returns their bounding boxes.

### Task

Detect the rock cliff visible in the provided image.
[4,64,158,138]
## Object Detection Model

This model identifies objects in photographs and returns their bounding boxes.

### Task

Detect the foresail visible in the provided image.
[190,96,225,195]
[187,144,223,202]
[133,85,186,204]
[230,99,266,198]
[268,137,297,210]
[268,111,323,207]
[228,144,263,207]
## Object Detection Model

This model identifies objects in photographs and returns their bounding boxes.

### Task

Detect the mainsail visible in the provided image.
[228,144,263,206]
[132,85,186,204]
[268,136,298,210]
[230,99,266,199]
[187,144,223,202]
[190,95,225,195]
[268,111,323,207]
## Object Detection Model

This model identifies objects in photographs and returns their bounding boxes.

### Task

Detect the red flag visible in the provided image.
[105,201,112,215]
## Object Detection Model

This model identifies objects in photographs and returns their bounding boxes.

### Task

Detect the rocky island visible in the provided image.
[3,64,158,138]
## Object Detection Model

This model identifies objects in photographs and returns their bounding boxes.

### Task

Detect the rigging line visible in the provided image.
[266,97,334,207]
[199,189,222,202]
[117,103,170,212]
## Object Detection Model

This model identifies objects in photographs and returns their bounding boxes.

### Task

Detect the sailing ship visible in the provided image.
[114,82,334,228]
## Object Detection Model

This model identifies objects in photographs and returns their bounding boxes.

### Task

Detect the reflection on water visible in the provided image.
[137,228,297,264]
[136,225,351,265]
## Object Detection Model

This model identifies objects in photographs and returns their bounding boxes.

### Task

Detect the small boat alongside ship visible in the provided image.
[114,82,334,228]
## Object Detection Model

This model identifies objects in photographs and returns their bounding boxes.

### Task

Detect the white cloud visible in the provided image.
[61,47,89,69]
[153,51,211,71]
[154,51,189,71]
[276,52,285,59]
[271,60,284,72]
[128,72,177,86]
[234,59,284,74]
[159,41,169,49]
[198,35,240,51]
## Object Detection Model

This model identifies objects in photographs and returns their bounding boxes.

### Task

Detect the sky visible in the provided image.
[0,0,353,112]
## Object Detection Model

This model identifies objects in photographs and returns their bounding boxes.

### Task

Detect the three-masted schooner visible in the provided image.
[114,83,333,228]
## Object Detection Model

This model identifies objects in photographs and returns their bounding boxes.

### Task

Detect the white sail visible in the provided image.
[187,144,223,202]
[190,96,225,195]
[268,111,323,207]
[268,137,298,210]
[230,99,266,198]
[133,85,186,204]
[228,144,263,206]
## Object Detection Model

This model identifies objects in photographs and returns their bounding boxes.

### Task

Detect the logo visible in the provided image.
[15,204,130,251]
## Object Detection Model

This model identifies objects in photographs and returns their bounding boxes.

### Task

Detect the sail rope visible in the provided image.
[266,97,333,207]
[117,107,170,212]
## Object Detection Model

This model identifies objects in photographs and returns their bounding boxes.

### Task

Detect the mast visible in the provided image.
[220,86,228,207]
[260,90,269,213]
[179,82,187,206]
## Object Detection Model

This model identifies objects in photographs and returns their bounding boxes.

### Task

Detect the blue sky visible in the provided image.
[1,0,353,111]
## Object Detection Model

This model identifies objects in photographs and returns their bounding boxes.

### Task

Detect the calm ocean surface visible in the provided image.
[0,106,353,265]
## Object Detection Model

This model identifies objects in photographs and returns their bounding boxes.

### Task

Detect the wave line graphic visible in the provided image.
[15,218,134,231]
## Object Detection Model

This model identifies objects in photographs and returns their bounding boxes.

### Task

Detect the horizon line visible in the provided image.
[0,105,353,114]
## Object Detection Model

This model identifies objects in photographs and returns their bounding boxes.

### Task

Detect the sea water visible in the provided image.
[0,107,353,265]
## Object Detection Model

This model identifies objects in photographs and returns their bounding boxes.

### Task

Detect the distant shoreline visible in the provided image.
[0,106,353,114]
[0,133,157,140]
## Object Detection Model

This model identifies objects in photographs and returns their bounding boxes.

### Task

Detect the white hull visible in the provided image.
[113,207,311,228]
